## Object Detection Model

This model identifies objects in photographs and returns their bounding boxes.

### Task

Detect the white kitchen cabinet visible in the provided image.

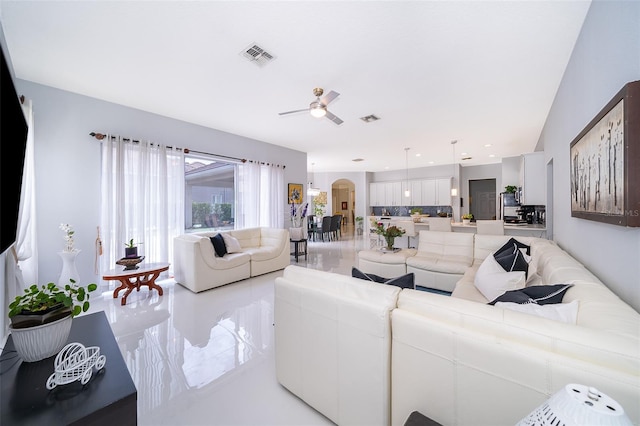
[435,178,452,205]
[390,182,403,206]
[370,178,452,206]
[421,179,437,205]
[520,152,545,205]
[410,180,422,205]
[369,182,381,206]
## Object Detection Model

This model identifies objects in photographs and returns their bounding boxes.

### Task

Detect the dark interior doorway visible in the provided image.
[469,179,497,220]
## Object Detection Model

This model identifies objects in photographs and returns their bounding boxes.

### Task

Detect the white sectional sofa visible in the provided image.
[275,235,640,426]
[275,266,400,426]
[405,231,475,292]
[174,227,290,293]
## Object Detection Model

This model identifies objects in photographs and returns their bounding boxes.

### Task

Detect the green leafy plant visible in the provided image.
[8,280,98,319]
[462,213,473,220]
[504,185,518,194]
[355,216,364,223]
[125,238,138,248]
[410,208,423,215]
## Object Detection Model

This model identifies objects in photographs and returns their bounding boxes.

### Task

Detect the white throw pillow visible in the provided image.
[221,233,242,254]
[496,300,579,324]
[474,254,526,301]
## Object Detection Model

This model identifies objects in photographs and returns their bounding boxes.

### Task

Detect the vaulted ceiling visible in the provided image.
[1,1,591,172]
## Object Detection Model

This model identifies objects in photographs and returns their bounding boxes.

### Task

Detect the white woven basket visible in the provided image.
[10,315,72,362]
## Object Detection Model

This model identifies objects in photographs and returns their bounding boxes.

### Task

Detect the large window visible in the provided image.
[185,154,237,233]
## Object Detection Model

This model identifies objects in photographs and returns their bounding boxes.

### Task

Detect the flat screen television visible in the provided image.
[0,43,29,255]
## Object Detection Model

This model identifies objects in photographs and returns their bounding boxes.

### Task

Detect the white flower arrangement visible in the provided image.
[290,202,308,228]
[59,223,77,253]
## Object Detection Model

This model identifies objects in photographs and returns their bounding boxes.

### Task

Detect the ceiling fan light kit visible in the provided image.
[279,87,343,125]
[309,102,326,118]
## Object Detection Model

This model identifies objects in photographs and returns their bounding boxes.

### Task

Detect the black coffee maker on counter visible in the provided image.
[518,205,546,224]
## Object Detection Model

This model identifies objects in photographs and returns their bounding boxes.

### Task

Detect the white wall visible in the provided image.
[537,1,640,310]
[15,80,307,289]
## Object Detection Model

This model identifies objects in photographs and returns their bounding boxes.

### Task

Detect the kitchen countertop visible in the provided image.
[369,216,546,231]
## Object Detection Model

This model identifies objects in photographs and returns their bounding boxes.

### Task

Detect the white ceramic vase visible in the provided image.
[289,227,304,240]
[58,250,80,285]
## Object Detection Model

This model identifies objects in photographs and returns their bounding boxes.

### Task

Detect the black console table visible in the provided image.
[1,311,137,425]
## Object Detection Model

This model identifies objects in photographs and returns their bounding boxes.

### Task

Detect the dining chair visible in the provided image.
[306,215,316,241]
[428,217,452,232]
[318,216,333,242]
[331,214,342,239]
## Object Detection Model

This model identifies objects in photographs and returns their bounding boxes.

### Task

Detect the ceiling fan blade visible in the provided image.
[325,110,344,125]
[279,108,309,116]
[320,90,340,106]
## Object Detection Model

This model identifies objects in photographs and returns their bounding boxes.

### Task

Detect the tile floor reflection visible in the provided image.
[87,227,369,425]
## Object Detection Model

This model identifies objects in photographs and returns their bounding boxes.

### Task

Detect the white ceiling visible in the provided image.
[1,0,591,173]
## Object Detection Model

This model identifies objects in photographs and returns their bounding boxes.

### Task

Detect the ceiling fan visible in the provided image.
[279,87,344,125]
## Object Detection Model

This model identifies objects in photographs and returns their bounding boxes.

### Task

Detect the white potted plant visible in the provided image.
[8,280,97,362]
[462,213,473,225]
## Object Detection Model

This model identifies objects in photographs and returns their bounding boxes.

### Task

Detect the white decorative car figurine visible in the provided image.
[46,342,106,389]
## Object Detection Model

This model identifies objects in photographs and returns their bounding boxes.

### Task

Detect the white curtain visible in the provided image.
[3,99,37,336]
[237,162,284,228]
[100,136,184,277]
[14,99,38,289]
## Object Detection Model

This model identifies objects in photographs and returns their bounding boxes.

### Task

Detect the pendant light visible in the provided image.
[404,147,411,197]
[450,140,458,196]
[308,163,321,196]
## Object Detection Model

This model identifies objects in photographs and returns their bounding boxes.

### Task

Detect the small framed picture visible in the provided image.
[341,201,348,210]
[288,183,303,204]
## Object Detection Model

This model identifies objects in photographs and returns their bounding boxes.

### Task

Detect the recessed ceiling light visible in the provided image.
[428,161,434,164]
[461,152,468,156]
[352,158,364,162]
[484,144,492,147]
[415,153,421,157]
[384,166,389,169]
[489,154,496,158]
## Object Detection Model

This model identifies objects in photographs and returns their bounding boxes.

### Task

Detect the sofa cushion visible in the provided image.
[495,300,579,324]
[493,238,530,278]
[222,233,242,254]
[494,248,529,276]
[210,234,227,257]
[488,284,573,305]
[495,237,531,256]
[351,267,415,289]
[474,254,526,300]
[406,254,471,274]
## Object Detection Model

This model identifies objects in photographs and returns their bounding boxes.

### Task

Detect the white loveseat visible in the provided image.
[275,235,640,426]
[174,227,290,293]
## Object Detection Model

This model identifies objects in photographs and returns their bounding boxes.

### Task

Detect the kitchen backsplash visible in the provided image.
[370,206,453,217]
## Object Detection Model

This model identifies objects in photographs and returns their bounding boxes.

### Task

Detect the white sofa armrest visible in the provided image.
[275,265,400,426]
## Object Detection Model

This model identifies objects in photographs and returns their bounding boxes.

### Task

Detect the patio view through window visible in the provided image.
[185,154,236,233]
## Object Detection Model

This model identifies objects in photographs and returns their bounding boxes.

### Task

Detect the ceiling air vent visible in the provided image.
[352,158,364,162]
[241,43,276,67]
[360,114,380,123]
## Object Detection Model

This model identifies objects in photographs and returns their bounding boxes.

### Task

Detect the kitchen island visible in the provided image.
[367,216,547,249]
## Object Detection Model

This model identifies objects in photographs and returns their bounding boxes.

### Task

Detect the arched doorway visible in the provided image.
[331,179,356,235]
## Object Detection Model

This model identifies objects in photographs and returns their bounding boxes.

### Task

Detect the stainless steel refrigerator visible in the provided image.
[500,192,521,222]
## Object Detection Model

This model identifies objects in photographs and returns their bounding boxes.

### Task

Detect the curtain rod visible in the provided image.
[89,132,286,168]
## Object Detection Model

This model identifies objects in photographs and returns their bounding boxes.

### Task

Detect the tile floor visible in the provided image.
[87,226,371,425]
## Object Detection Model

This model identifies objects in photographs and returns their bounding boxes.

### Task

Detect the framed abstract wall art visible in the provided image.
[570,80,640,227]
[288,183,303,204]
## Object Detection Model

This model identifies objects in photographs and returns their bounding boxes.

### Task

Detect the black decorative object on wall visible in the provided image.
[570,80,640,227]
